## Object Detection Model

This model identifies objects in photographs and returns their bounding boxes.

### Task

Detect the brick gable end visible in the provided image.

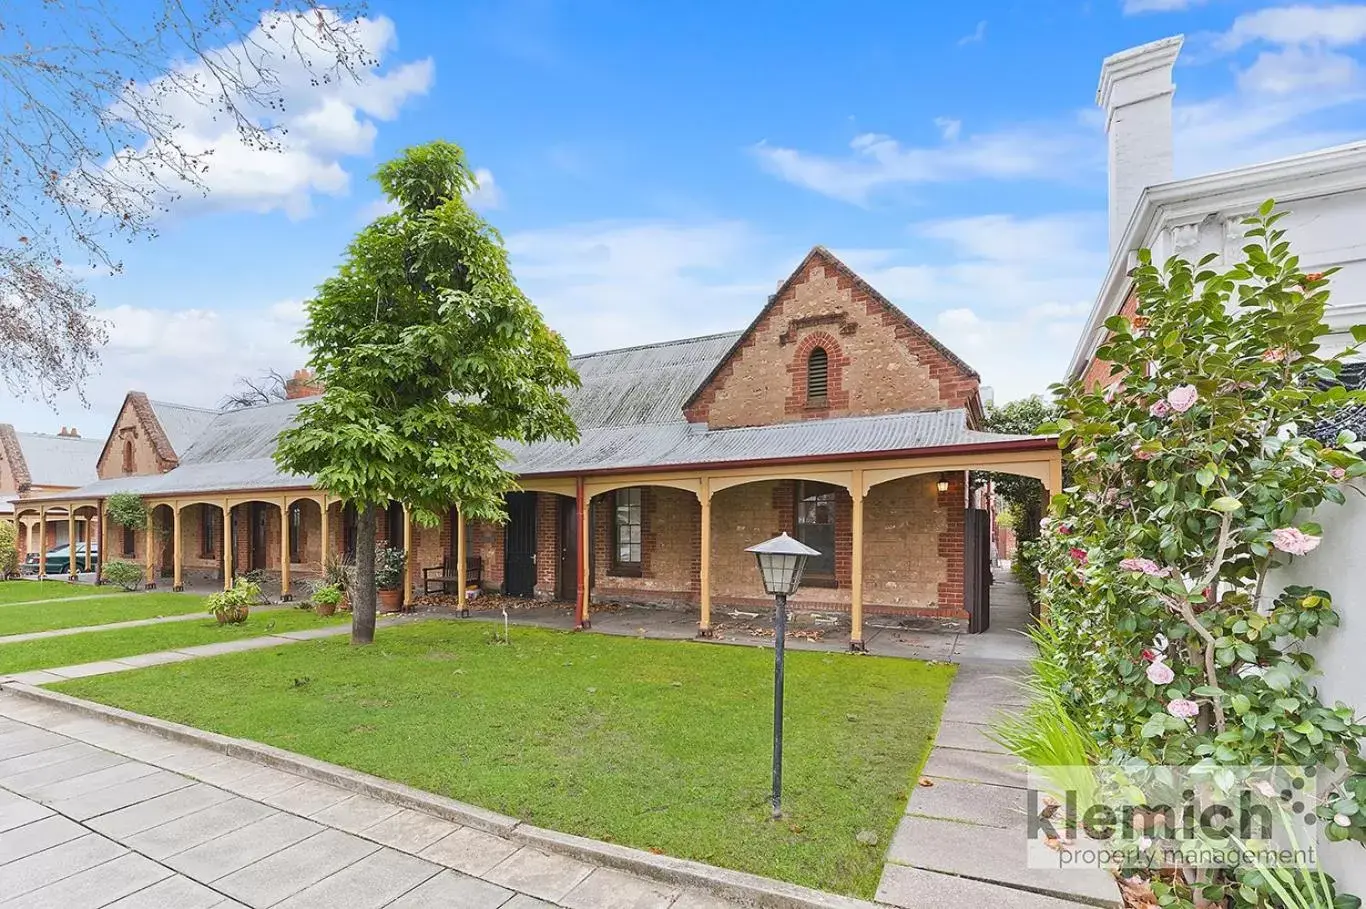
[684,248,980,429]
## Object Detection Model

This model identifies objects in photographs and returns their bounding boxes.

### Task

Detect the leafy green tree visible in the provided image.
[275,141,579,644]
[981,394,1059,604]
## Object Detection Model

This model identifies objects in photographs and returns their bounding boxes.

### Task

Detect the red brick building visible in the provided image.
[16,248,1060,646]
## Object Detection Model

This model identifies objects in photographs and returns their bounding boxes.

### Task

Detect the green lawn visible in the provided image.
[55,622,954,896]
[0,580,109,605]
[0,592,215,637]
[1,609,348,674]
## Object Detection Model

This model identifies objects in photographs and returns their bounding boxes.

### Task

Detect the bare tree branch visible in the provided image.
[0,0,375,406]
[220,368,291,409]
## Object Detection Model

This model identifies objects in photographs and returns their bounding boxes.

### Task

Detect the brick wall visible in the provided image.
[592,487,699,604]
[1080,289,1139,390]
[97,395,174,479]
[864,475,948,610]
[684,251,979,429]
[935,471,968,619]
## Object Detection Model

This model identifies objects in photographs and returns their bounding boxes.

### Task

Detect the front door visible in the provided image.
[249,503,269,572]
[503,492,537,598]
[556,497,578,602]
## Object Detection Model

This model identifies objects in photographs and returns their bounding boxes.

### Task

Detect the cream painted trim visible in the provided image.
[517,478,578,497]
[584,476,704,499]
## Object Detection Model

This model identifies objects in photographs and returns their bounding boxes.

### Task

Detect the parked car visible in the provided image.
[23,543,100,575]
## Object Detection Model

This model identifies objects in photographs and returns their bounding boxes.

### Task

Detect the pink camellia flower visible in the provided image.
[1149,400,1172,419]
[1058,524,1073,535]
[1119,557,1169,577]
[1270,527,1322,556]
[1140,648,1156,662]
[1262,348,1287,363]
[1167,385,1199,413]
[1330,467,1347,481]
[1069,548,1088,565]
[1167,698,1200,719]
[1147,661,1175,685]
[1132,443,1155,461]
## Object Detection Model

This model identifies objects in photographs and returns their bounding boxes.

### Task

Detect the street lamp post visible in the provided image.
[746,531,820,820]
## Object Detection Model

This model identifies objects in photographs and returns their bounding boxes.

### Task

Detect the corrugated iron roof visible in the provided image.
[148,401,220,459]
[568,332,740,429]
[15,433,102,487]
[505,408,1029,475]
[20,331,1042,504]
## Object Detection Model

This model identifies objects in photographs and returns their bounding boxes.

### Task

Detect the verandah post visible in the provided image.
[850,469,867,652]
[698,478,713,637]
[576,477,590,629]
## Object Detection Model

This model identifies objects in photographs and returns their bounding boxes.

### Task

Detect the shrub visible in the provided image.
[374,543,405,591]
[1024,204,1366,907]
[312,584,342,607]
[0,522,17,579]
[102,559,144,591]
[106,492,148,529]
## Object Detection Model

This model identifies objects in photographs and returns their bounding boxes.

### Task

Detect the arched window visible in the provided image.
[122,440,135,475]
[806,347,829,401]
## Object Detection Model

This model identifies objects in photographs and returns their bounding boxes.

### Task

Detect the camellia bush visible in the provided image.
[1033,203,1366,908]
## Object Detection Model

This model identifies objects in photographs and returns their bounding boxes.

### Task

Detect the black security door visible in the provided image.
[503,493,538,598]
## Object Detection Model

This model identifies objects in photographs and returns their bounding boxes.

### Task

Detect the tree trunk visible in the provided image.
[353,504,378,645]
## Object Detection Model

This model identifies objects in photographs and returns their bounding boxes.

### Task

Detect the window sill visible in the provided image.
[801,576,838,589]
[609,566,643,579]
[805,397,829,410]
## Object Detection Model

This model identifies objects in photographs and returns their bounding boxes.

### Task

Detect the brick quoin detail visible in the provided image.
[785,332,849,418]
[936,471,968,619]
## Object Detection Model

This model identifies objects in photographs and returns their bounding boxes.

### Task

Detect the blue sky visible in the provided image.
[11,0,1366,433]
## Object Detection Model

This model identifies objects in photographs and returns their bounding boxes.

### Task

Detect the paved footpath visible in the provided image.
[0,693,737,909]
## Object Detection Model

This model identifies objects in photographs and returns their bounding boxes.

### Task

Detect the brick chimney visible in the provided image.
[1097,35,1183,252]
[285,368,324,400]
[56,426,80,438]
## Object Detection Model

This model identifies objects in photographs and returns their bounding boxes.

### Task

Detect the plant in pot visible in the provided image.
[207,578,259,625]
[374,542,406,613]
[312,583,342,617]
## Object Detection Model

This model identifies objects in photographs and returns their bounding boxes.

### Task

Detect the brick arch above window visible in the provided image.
[786,332,849,417]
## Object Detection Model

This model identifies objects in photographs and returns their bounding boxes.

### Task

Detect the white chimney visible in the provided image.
[1097,35,1183,252]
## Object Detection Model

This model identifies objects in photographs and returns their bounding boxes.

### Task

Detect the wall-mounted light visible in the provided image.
[936,473,951,494]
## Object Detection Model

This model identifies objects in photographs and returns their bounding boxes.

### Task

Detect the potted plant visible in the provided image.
[312,583,342,617]
[375,542,406,613]
[207,578,259,625]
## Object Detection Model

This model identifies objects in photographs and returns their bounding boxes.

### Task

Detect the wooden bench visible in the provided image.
[422,557,482,612]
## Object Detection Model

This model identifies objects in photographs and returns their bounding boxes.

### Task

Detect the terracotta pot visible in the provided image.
[215,605,249,625]
[314,601,337,617]
[339,593,351,612]
[378,588,403,613]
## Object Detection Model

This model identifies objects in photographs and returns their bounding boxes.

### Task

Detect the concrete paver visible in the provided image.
[0,690,744,908]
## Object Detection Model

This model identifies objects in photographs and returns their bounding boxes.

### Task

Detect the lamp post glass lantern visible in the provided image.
[745,532,821,819]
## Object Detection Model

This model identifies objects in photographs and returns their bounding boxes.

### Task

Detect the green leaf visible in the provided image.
[1211,496,1243,513]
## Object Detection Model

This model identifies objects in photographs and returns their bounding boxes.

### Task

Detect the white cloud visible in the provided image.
[933,117,962,141]
[99,12,433,220]
[468,168,503,211]
[1236,45,1361,94]
[1216,4,1366,51]
[752,125,1095,204]
[7,299,308,434]
[838,212,1107,399]
[1123,0,1207,14]
[957,21,987,46]
[505,221,779,354]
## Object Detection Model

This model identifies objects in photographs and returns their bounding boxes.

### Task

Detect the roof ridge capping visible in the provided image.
[571,330,742,362]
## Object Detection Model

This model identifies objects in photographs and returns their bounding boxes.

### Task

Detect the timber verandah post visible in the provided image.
[172,503,183,591]
[576,476,590,630]
[143,510,155,589]
[66,508,77,581]
[279,497,292,602]
[697,477,713,638]
[37,506,46,580]
[849,468,867,653]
